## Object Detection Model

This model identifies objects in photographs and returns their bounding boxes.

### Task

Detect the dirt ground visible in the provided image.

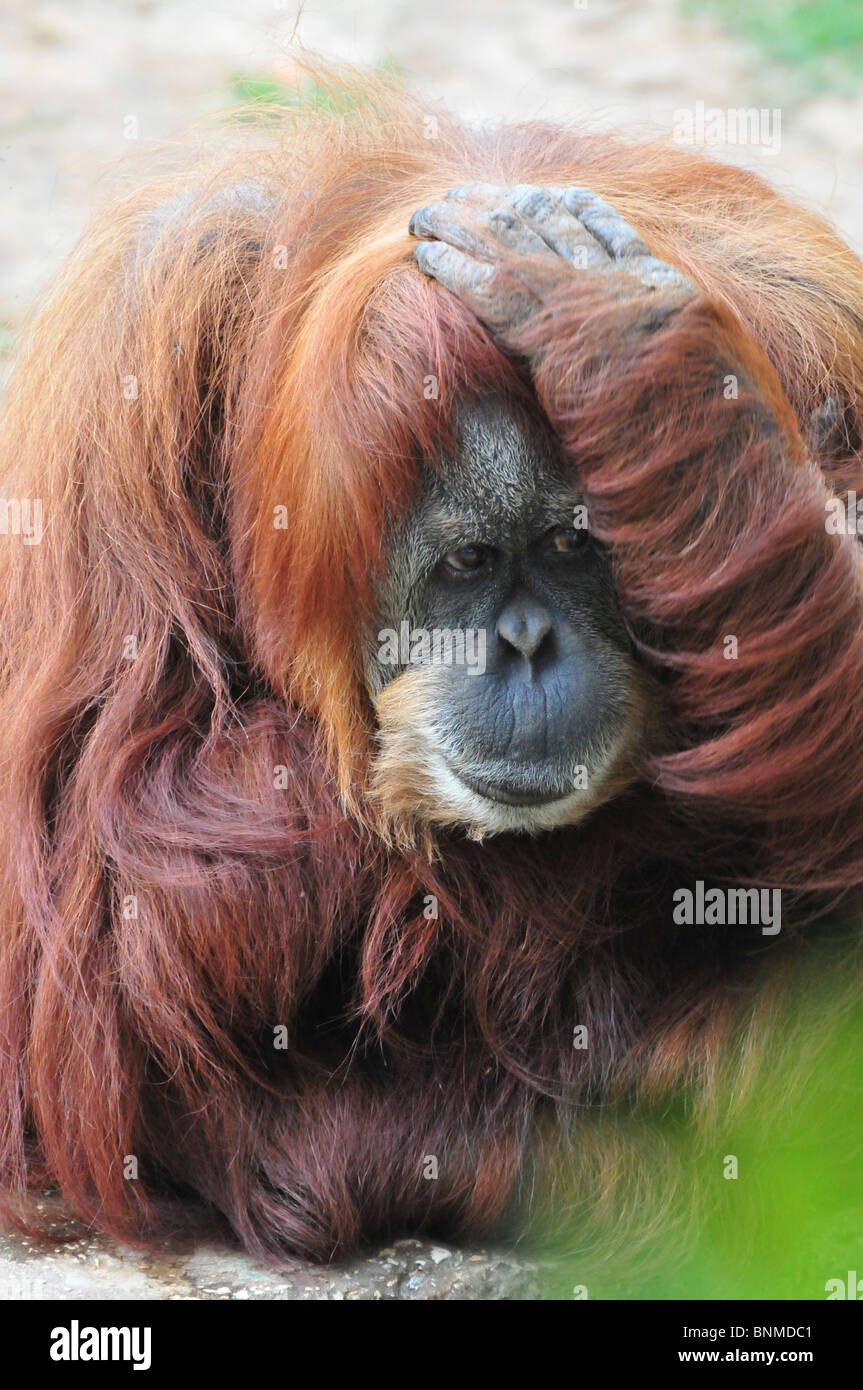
[1,0,862,1300]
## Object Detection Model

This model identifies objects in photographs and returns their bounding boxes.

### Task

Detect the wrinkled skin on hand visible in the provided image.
[410,182,695,343]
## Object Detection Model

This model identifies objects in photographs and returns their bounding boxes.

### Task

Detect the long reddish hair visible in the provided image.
[2,67,863,1260]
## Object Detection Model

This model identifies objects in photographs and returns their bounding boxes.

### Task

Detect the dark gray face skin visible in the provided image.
[368,399,646,837]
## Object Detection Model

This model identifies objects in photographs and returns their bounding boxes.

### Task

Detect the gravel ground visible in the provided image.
[1,0,861,1300]
[0,1211,538,1300]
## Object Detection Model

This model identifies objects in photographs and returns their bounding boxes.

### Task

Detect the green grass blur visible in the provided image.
[533,954,863,1299]
[686,0,863,88]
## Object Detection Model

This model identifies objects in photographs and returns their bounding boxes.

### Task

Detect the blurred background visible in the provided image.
[2,0,863,345]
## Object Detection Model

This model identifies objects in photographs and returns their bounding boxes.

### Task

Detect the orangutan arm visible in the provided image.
[411,185,863,883]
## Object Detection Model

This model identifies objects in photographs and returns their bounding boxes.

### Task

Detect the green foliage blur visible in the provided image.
[686,0,863,88]
[533,948,863,1300]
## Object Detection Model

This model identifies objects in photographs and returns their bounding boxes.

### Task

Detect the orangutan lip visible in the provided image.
[456,768,571,807]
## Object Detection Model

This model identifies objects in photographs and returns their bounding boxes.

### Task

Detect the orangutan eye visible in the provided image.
[546,525,590,553]
[441,543,491,575]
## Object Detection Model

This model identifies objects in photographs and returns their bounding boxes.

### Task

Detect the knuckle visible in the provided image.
[510,186,555,216]
[561,186,596,204]
[488,208,518,232]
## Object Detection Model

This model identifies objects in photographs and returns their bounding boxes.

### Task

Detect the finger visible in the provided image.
[413,239,495,294]
[413,241,533,333]
[409,203,503,260]
[505,185,610,268]
[410,200,548,261]
[553,187,654,260]
[553,186,695,290]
